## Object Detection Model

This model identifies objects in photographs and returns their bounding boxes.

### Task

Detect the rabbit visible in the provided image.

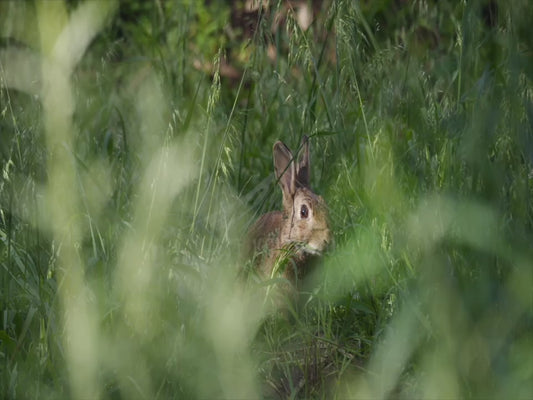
[247,135,331,289]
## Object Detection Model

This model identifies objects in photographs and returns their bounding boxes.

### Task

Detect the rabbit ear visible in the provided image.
[273,141,296,197]
[296,135,310,187]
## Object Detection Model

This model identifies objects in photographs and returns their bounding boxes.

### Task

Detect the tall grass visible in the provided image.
[1,0,532,398]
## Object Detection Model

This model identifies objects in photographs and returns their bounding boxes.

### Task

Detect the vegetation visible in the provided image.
[1,0,532,398]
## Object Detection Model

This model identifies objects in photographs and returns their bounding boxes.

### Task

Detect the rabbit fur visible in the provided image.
[248,136,331,287]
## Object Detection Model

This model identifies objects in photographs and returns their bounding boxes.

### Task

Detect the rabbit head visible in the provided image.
[249,136,331,285]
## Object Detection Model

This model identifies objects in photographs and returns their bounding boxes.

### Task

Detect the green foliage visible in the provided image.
[1,0,532,398]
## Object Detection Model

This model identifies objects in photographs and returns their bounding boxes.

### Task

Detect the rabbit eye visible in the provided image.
[300,204,309,219]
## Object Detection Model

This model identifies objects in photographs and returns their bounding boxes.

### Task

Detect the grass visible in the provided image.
[1,0,532,398]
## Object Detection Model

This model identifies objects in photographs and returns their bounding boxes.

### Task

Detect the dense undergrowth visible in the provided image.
[1,0,532,398]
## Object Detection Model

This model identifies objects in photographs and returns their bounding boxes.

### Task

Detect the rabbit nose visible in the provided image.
[324,234,335,251]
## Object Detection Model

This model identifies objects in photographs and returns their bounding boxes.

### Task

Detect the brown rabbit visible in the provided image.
[247,136,331,288]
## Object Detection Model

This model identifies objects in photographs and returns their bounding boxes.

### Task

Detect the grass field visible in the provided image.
[1,0,532,398]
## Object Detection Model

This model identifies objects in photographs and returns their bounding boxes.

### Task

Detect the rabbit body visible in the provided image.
[248,136,331,286]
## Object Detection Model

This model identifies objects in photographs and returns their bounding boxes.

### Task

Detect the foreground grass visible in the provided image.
[1,0,532,398]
